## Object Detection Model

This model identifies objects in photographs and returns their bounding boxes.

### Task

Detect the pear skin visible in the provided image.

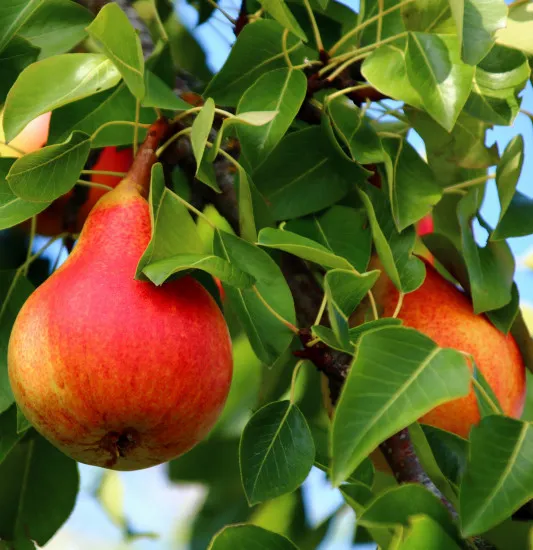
[8,120,233,470]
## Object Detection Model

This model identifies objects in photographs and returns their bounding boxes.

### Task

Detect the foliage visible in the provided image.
[1,0,533,548]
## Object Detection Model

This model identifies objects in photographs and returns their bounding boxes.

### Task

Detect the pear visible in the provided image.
[372,259,526,438]
[8,120,233,470]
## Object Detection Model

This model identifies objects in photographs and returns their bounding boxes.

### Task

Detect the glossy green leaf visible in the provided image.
[142,70,192,110]
[0,433,79,545]
[448,0,507,65]
[240,400,315,505]
[358,184,425,293]
[422,425,468,491]
[7,131,90,202]
[258,0,307,40]
[0,159,50,229]
[397,515,462,550]
[258,228,353,270]
[324,269,380,350]
[492,136,533,239]
[235,164,257,243]
[472,361,504,418]
[401,0,454,33]
[191,98,215,178]
[0,407,23,465]
[4,53,121,141]
[209,524,298,550]
[495,2,533,55]
[214,230,296,364]
[326,97,384,164]
[0,272,33,413]
[357,0,406,48]
[143,254,254,288]
[381,137,441,231]
[205,20,310,106]
[19,0,93,59]
[358,484,459,540]
[458,189,515,313]
[86,3,145,99]
[254,126,366,220]
[331,326,470,484]
[0,0,45,54]
[464,45,529,125]
[285,206,371,272]
[405,108,499,180]
[136,163,203,277]
[361,40,423,109]
[408,422,459,505]
[237,68,307,170]
[0,36,39,103]
[406,33,474,131]
[48,83,153,147]
[486,281,520,334]
[460,416,533,536]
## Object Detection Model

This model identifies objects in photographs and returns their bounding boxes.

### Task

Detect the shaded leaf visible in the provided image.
[240,400,315,505]
[331,326,470,484]
[209,524,298,550]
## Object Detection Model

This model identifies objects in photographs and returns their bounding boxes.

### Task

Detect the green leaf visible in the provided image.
[361,40,423,109]
[191,98,215,178]
[358,484,459,541]
[326,97,384,164]
[0,407,23,465]
[472,361,504,417]
[214,231,296,364]
[48,83,153,148]
[397,515,462,550]
[254,126,367,220]
[458,189,515,313]
[358,184,425,293]
[258,0,307,40]
[136,163,203,278]
[240,400,315,505]
[464,45,529,126]
[142,70,192,110]
[285,205,371,272]
[324,269,380,350]
[19,0,93,59]
[381,137,441,232]
[7,131,91,202]
[143,254,255,288]
[0,36,39,103]
[258,228,353,270]
[0,159,50,229]
[406,33,474,131]
[0,433,79,545]
[486,282,520,334]
[0,272,34,413]
[16,406,31,434]
[401,0,454,33]
[209,524,298,550]
[204,20,310,106]
[4,53,121,141]
[0,0,45,54]
[460,416,533,536]
[237,68,307,170]
[408,422,459,505]
[448,0,507,65]
[405,108,499,180]
[235,163,257,243]
[422,425,468,491]
[492,136,533,239]
[330,326,470,484]
[495,1,533,55]
[86,3,145,99]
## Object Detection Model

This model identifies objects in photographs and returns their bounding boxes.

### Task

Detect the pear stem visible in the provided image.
[126,118,170,198]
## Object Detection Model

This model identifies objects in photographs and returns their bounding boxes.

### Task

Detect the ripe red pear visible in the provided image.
[8,120,233,470]
[375,260,526,437]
